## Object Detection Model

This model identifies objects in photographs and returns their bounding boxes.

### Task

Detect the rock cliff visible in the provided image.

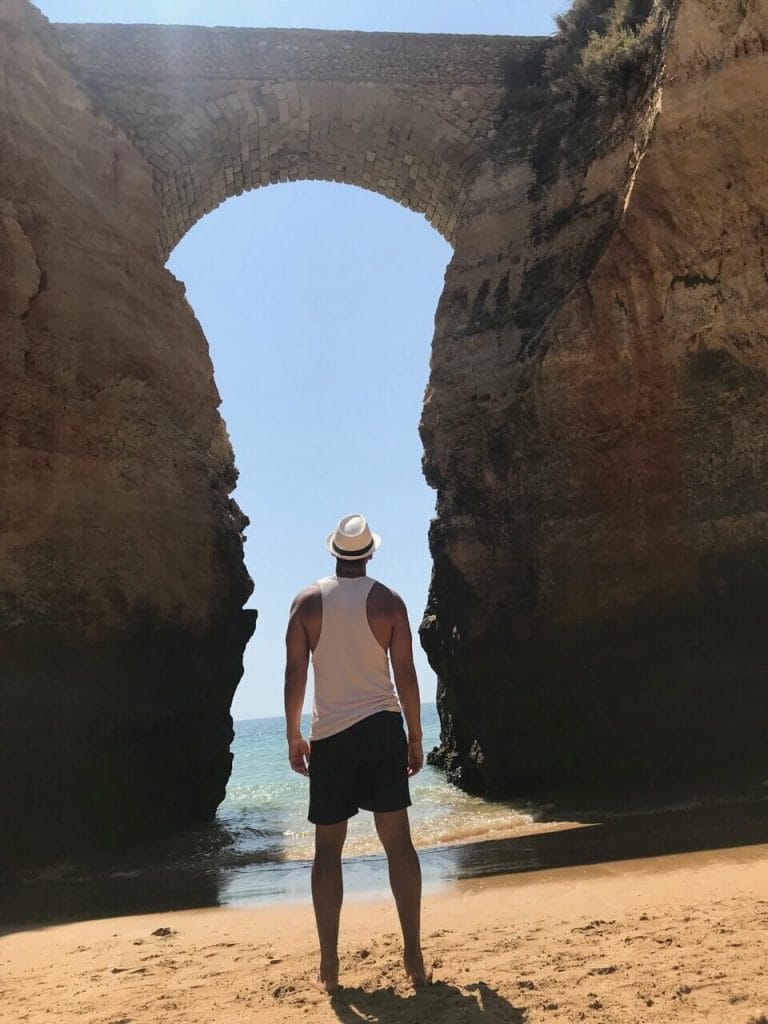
[2,0,767,861]
[0,0,255,859]
[423,0,768,797]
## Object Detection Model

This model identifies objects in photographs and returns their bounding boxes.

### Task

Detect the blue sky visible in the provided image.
[38,0,567,719]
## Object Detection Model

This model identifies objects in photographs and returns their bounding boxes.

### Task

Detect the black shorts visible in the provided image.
[308,711,411,825]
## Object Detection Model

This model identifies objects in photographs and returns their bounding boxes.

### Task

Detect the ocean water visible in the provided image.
[0,705,568,926]
[221,703,540,864]
[6,704,767,928]
[213,703,550,905]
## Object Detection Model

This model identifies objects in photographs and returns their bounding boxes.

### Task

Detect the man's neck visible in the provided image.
[336,562,367,579]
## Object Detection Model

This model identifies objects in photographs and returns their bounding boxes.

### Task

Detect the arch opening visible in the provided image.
[167,178,453,722]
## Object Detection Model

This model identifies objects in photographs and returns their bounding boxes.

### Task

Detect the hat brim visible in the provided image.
[325,531,381,559]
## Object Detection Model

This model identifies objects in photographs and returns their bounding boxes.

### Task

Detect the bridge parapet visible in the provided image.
[54,24,540,85]
[54,24,548,254]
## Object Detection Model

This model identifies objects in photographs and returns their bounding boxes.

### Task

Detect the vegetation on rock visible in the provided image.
[512,0,679,189]
[547,0,676,103]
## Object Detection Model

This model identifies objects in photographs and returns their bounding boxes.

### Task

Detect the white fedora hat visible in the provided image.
[325,513,381,560]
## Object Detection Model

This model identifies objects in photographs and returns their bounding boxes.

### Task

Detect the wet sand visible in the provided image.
[4,793,768,930]
[3,799,768,1023]
[3,845,768,1023]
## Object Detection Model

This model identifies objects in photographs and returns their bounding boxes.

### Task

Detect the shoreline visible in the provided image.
[4,841,768,1023]
[4,790,767,929]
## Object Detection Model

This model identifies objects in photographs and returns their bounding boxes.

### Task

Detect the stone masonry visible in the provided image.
[55,24,547,254]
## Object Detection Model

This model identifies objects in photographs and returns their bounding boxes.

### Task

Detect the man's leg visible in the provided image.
[373,809,429,984]
[312,820,348,991]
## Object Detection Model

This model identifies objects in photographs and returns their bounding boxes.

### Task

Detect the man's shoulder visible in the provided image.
[369,579,406,613]
[290,582,322,612]
[369,576,394,595]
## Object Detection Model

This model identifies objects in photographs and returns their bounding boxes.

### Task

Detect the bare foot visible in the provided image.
[405,953,432,988]
[314,959,339,994]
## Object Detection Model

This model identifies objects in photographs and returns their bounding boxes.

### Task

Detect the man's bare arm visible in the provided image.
[284,592,312,776]
[389,594,424,776]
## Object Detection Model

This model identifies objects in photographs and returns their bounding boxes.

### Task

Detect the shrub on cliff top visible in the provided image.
[554,0,654,51]
[523,0,676,188]
[547,0,671,102]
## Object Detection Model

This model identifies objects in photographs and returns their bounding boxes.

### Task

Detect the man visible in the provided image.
[284,513,429,992]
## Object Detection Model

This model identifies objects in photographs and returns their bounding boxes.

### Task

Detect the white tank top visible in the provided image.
[310,575,401,741]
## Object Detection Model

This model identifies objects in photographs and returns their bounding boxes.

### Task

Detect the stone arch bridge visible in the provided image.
[2,0,768,861]
[55,24,543,255]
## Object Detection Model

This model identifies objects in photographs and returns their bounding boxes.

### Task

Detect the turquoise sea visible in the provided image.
[223,703,540,860]
[1,704,555,926]
[6,704,764,929]
[217,703,545,903]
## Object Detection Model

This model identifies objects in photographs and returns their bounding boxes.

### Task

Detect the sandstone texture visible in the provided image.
[0,0,254,860]
[423,0,768,797]
[2,0,767,861]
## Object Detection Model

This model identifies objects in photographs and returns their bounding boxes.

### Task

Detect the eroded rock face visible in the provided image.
[2,0,766,860]
[422,0,768,798]
[0,0,255,859]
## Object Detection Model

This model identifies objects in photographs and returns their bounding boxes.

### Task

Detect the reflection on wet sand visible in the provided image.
[0,817,288,933]
[0,865,222,935]
[3,793,766,933]
[219,792,768,905]
[449,794,768,880]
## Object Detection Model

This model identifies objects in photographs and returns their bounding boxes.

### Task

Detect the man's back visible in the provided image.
[308,575,400,740]
[291,577,405,653]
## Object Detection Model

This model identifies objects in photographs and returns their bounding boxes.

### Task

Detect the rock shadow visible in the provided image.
[330,979,527,1024]
[448,794,768,882]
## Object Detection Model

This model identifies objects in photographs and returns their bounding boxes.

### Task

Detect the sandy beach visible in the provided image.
[3,839,768,1024]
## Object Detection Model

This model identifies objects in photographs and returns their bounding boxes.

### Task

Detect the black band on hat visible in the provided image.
[332,539,373,558]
